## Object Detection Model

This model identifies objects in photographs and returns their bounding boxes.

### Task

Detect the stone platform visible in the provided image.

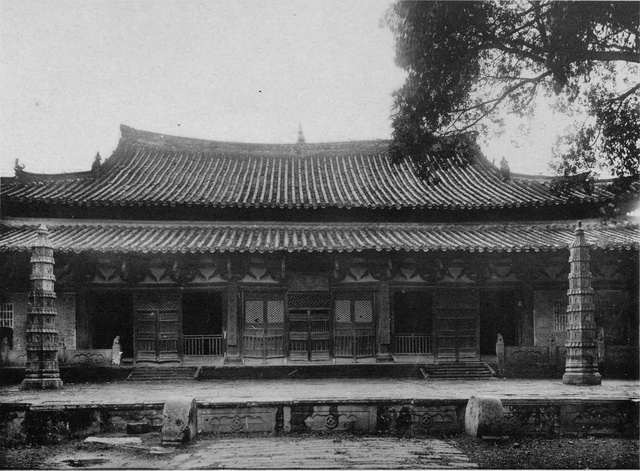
[0,378,638,446]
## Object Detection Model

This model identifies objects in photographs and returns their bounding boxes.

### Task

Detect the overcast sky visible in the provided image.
[1,0,570,178]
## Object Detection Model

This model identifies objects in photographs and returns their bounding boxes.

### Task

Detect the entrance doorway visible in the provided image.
[289,310,331,361]
[287,293,331,361]
[393,290,433,355]
[333,294,376,359]
[242,293,285,360]
[434,289,479,361]
[89,292,134,358]
[133,293,180,363]
[182,292,224,356]
[479,290,517,355]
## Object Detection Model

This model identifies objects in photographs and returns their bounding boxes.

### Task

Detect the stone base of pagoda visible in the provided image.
[22,375,63,390]
[562,371,602,386]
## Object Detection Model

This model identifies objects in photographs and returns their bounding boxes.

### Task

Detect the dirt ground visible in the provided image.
[1,433,638,469]
[0,433,476,469]
[449,435,639,469]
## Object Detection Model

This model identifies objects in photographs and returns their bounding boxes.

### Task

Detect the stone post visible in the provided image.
[22,225,63,390]
[563,222,601,385]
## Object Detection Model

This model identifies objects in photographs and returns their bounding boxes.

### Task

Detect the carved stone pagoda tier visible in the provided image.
[563,222,601,385]
[21,225,63,390]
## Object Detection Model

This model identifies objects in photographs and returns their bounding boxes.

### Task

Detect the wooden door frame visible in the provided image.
[331,288,377,359]
[240,287,286,360]
[133,290,183,365]
[434,287,480,362]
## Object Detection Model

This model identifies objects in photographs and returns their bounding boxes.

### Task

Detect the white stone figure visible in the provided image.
[111,336,123,366]
[495,333,505,365]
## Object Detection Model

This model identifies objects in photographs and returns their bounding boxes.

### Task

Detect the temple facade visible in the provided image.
[0,125,638,375]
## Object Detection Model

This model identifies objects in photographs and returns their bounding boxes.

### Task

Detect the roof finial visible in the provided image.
[92,152,102,179]
[14,158,25,181]
[297,123,306,145]
[499,157,511,181]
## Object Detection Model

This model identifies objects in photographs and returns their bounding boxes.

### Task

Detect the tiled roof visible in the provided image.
[2,125,636,211]
[0,218,636,254]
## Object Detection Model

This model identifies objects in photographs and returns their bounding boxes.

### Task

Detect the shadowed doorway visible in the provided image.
[479,290,517,356]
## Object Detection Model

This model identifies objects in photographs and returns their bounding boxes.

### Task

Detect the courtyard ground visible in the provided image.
[1,433,638,469]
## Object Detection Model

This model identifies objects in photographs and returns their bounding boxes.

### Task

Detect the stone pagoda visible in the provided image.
[563,221,601,385]
[21,225,63,389]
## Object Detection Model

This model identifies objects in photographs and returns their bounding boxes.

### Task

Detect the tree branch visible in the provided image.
[578,50,640,63]
[452,70,554,114]
[606,83,640,104]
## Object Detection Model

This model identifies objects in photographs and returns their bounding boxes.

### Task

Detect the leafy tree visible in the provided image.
[386,1,639,181]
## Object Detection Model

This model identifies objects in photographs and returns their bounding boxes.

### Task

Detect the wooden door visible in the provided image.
[134,293,181,363]
[434,289,479,361]
[289,310,331,361]
[287,293,331,361]
[334,295,376,359]
[242,294,285,360]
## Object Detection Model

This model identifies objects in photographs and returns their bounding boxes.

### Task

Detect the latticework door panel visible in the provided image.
[333,294,375,358]
[242,293,285,359]
[134,293,181,363]
[434,289,479,361]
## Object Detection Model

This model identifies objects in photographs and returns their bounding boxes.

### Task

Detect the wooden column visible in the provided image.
[22,225,63,390]
[224,283,242,363]
[563,222,601,385]
[376,281,393,362]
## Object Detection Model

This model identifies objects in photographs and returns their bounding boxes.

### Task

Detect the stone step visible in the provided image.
[126,367,198,382]
[427,363,493,379]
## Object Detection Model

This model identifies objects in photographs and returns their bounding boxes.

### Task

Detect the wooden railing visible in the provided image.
[182,335,223,356]
[394,333,432,355]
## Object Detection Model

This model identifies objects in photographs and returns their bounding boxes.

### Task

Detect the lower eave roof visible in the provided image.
[0,218,637,255]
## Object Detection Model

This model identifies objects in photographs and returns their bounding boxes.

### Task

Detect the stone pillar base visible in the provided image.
[375,353,394,363]
[563,372,601,385]
[375,344,394,363]
[224,354,243,365]
[21,378,64,390]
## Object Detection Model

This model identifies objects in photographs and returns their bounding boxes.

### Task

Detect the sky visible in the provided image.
[1,0,572,178]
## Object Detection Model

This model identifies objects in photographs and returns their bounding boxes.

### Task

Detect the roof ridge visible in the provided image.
[120,124,390,154]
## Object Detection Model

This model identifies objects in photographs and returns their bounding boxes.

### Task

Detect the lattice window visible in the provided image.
[553,299,568,331]
[159,295,180,311]
[354,300,373,323]
[335,300,351,323]
[287,293,330,310]
[267,301,285,323]
[245,301,263,324]
[135,295,157,311]
[0,303,13,329]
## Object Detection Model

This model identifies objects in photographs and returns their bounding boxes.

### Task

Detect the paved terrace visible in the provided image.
[1,378,638,406]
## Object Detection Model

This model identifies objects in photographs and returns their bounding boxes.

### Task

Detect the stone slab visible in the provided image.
[85,436,142,446]
[198,406,277,433]
[161,398,197,445]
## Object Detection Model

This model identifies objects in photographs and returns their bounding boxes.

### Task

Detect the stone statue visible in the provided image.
[111,336,122,366]
[495,333,505,365]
